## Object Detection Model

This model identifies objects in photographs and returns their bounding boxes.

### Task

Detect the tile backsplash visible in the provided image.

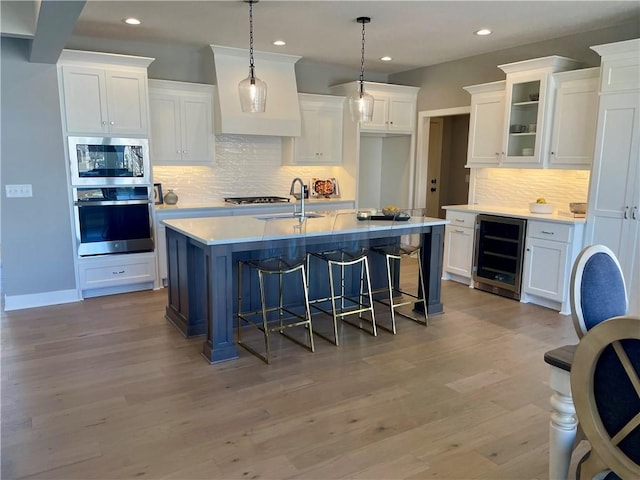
[152,134,350,204]
[472,168,590,211]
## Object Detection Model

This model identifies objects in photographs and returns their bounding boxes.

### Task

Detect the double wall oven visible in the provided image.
[68,137,154,256]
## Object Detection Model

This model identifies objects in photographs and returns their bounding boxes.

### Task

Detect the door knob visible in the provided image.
[430,188,437,192]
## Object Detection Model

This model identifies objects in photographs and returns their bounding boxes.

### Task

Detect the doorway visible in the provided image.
[414,107,471,219]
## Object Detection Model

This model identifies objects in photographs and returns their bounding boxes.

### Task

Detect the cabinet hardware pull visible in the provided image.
[109,121,115,125]
[113,270,125,275]
[455,219,465,223]
[541,231,554,235]
[624,206,629,219]
[455,229,465,233]
[102,121,108,125]
[633,206,638,220]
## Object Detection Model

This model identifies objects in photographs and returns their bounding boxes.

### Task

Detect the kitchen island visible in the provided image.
[163,211,448,363]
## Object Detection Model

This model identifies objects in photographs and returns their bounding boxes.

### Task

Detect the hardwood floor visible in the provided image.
[2,274,586,479]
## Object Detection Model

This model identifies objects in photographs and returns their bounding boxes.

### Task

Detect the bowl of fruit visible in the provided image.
[529,198,554,214]
[381,205,401,217]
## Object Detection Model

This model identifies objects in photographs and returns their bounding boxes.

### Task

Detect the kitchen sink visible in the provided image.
[255,212,325,220]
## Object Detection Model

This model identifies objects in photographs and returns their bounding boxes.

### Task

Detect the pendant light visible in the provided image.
[238,0,267,112]
[348,17,374,123]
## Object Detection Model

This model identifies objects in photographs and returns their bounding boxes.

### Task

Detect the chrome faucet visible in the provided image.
[289,177,305,220]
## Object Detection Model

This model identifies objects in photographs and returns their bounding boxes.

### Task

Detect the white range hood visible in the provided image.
[211,45,301,137]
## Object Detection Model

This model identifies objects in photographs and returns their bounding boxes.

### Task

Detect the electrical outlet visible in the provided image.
[5,184,33,198]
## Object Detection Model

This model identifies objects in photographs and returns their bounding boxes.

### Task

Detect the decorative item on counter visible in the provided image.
[310,178,339,198]
[163,189,178,205]
[529,197,554,214]
[529,92,539,101]
[569,202,587,214]
[153,183,163,205]
[527,123,537,133]
[510,124,527,133]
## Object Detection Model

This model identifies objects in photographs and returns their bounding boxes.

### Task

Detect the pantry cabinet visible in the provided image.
[282,93,343,165]
[586,39,640,316]
[464,81,506,167]
[442,210,476,285]
[148,80,215,165]
[548,68,599,169]
[61,65,150,136]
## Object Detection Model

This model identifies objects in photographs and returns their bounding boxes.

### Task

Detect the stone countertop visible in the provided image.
[163,210,448,246]
[442,204,586,224]
[155,197,355,212]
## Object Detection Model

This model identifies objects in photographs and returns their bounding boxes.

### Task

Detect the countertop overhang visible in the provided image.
[442,204,586,224]
[163,211,448,246]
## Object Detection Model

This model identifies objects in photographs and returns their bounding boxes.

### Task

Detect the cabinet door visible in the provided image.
[296,104,323,163]
[388,97,415,132]
[62,66,109,134]
[181,94,213,163]
[586,92,640,272]
[549,77,598,168]
[444,225,474,278]
[363,96,389,131]
[522,237,568,302]
[467,90,505,166]
[502,71,548,167]
[105,70,149,135]
[149,93,181,164]
[292,99,343,165]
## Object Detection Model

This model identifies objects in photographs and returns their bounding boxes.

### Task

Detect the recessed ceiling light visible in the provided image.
[124,18,141,25]
[380,56,392,62]
[273,40,286,46]
[474,28,492,36]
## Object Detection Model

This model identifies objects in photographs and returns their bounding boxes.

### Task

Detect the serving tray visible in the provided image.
[358,215,411,221]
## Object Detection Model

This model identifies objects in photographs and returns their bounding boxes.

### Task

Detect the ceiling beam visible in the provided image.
[29,0,86,64]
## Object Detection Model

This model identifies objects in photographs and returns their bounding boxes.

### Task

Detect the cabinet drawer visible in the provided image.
[527,221,572,243]
[79,253,156,289]
[445,210,477,227]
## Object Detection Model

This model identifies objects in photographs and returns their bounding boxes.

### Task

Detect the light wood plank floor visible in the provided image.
[2,273,588,479]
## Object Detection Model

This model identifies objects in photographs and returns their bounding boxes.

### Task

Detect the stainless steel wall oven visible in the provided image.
[74,187,154,256]
[473,214,527,300]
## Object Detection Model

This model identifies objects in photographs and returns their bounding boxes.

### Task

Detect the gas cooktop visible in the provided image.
[224,196,291,205]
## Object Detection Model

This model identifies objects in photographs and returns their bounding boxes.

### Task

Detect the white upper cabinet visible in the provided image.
[282,94,343,165]
[58,50,154,136]
[499,56,582,168]
[548,68,599,169]
[148,80,214,165]
[330,81,419,134]
[464,81,506,167]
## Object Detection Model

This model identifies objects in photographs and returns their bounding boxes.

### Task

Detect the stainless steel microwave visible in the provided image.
[68,136,150,186]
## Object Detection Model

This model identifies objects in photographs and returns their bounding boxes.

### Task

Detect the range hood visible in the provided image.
[211,45,301,137]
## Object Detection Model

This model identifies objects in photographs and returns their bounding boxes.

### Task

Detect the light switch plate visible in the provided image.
[5,184,33,198]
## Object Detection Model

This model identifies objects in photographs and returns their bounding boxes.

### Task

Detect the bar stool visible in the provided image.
[237,218,314,364]
[370,208,428,334]
[307,211,377,345]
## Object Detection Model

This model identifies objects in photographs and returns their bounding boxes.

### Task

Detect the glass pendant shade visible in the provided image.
[239,74,267,112]
[348,86,374,123]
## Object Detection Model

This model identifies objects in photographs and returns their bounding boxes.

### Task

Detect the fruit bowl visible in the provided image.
[529,202,554,214]
[382,206,401,217]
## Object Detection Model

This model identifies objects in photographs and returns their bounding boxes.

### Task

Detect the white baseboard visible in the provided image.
[3,289,81,312]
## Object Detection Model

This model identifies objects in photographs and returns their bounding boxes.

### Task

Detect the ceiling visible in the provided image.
[2,1,640,72]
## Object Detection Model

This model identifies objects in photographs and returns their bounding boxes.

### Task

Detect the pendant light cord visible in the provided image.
[358,18,369,96]
[248,0,256,81]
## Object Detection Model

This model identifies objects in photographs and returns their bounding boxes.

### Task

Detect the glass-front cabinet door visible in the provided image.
[499,56,582,168]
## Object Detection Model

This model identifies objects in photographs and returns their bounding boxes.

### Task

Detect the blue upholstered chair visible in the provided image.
[570,245,628,339]
[570,315,640,480]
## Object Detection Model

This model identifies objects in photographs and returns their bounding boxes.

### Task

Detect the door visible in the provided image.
[426,118,443,218]
[62,66,109,134]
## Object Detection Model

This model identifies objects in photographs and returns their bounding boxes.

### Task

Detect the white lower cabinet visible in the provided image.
[78,252,157,298]
[442,210,476,285]
[521,220,584,314]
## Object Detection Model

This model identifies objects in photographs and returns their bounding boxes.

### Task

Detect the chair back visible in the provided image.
[570,245,628,338]
[570,315,640,479]
[259,217,307,265]
[331,210,370,257]
[392,207,425,250]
